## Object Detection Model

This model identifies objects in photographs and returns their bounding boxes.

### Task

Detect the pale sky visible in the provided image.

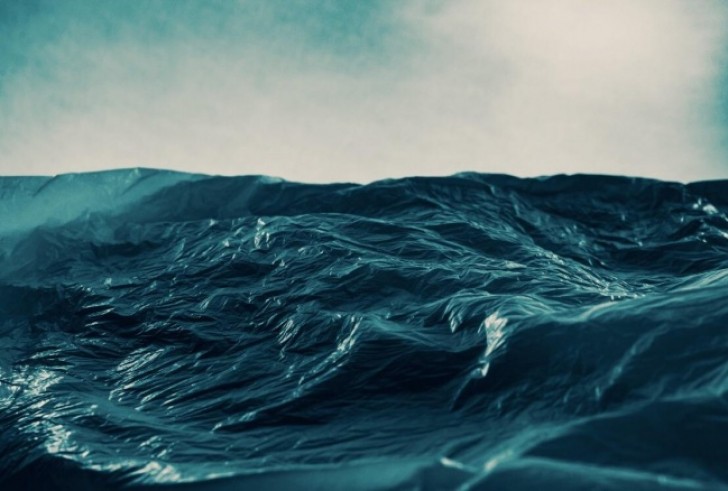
[1,0,727,183]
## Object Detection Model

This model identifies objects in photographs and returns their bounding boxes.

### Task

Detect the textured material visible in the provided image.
[1,169,727,490]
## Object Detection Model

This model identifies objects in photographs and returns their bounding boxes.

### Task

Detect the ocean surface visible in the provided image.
[1,169,727,490]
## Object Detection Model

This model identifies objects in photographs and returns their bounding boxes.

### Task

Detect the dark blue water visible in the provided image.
[1,169,727,490]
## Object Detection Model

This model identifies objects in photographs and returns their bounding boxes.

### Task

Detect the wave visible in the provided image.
[1,169,727,490]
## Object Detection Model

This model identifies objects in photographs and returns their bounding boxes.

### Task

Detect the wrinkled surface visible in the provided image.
[1,169,728,490]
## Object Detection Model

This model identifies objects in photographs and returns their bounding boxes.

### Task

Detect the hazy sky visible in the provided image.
[1,0,727,182]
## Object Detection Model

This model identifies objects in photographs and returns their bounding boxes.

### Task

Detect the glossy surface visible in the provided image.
[1,170,727,490]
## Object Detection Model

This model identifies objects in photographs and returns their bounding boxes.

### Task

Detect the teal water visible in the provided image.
[1,170,727,490]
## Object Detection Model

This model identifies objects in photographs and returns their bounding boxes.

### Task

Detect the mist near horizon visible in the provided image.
[1,0,728,183]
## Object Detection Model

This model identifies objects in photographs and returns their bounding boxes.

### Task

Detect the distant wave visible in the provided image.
[1,169,727,490]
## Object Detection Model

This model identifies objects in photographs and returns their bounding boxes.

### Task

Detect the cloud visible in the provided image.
[401,0,728,181]
[0,0,726,182]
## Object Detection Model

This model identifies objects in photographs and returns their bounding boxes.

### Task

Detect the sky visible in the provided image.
[1,0,728,183]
